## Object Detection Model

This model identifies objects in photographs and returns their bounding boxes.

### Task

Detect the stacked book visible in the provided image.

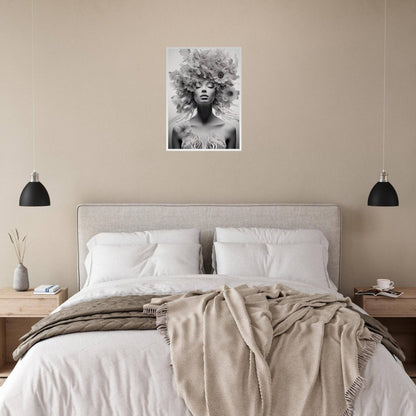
[354,288,403,298]
[34,285,61,295]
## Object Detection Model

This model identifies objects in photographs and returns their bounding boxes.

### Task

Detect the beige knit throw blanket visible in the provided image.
[144,284,381,416]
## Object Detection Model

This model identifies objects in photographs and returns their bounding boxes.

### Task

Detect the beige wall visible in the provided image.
[0,0,415,297]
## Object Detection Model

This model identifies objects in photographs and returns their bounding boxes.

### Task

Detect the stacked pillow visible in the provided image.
[84,228,201,287]
[213,227,331,289]
[84,226,332,291]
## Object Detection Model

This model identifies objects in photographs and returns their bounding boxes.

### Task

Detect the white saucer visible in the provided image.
[373,285,394,291]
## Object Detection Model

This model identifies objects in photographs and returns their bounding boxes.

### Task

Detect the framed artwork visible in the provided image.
[166,47,241,151]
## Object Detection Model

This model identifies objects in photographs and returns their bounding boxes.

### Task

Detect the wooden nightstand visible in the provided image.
[0,288,68,386]
[354,287,416,380]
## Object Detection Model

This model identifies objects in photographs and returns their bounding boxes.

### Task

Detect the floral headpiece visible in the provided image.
[169,48,240,117]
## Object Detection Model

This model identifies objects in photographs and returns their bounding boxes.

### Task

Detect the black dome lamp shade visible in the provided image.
[19,0,50,207]
[19,171,50,206]
[367,0,399,207]
[368,170,399,207]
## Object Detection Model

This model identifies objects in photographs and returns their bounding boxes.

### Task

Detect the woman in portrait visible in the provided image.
[168,48,240,150]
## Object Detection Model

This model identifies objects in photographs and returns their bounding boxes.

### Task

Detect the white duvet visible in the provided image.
[0,275,415,416]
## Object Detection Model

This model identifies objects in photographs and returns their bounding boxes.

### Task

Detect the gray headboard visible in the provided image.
[77,203,341,290]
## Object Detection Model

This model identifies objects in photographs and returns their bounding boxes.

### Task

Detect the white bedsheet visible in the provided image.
[0,275,415,416]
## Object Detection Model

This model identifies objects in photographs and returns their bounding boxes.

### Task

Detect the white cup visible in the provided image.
[376,278,394,290]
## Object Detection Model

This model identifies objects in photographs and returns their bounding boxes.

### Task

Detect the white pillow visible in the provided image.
[213,227,331,287]
[88,243,201,286]
[214,242,330,289]
[214,227,328,247]
[84,228,201,286]
[87,228,200,250]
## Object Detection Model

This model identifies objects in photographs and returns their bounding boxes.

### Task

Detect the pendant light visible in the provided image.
[368,0,398,206]
[19,0,50,207]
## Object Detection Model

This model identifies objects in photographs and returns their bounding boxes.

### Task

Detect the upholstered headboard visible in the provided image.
[77,204,342,290]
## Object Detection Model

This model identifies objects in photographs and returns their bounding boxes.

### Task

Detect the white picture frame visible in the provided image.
[166,47,242,151]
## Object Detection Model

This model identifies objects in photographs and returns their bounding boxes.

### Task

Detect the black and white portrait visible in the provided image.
[166,47,241,151]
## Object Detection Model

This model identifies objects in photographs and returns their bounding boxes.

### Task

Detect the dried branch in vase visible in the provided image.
[8,229,27,265]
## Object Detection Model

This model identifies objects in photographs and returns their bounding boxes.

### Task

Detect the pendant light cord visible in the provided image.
[31,0,36,172]
[382,0,387,172]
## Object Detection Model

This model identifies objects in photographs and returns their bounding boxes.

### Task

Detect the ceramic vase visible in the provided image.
[13,263,29,291]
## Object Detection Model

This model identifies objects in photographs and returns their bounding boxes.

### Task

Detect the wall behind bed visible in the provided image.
[0,0,415,297]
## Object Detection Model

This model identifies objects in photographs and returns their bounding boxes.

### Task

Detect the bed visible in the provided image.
[0,203,415,416]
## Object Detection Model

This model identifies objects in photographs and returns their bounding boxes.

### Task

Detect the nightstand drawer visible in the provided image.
[0,288,67,318]
[361,297,416,317]
[0,297,58,317]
